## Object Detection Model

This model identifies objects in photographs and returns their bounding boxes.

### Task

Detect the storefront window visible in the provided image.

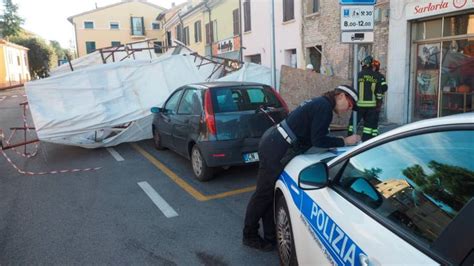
[414,43,441,120]
[412,12,474,121]
[443,14,474,36]
[440,39,474,116]
[414,18,442,40]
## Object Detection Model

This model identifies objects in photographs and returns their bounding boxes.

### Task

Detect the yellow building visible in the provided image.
[68,0,166,57]
[0,39,30,88]
[162,0,241,59]
[206,0,241,60]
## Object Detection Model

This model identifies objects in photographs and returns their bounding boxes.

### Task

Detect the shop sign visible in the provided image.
[216,38,235,55]
[406,0,474,20]
[340,5,374,31]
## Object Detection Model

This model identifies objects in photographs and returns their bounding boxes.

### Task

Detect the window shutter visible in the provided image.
[205,23,210,44]
[130,17,133,35]
[243,1,251,32]
[141,17,145,35]
[194,22,198,43]
[233,9,240,36]
[210,21,214,43]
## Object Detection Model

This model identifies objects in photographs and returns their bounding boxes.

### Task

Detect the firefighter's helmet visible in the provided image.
[361,55,373,68]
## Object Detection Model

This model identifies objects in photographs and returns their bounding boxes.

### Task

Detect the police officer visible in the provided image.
[242,85,361,251]
[348,56,388,141]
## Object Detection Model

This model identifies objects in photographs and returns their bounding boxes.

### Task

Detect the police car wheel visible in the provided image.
[276,196,297,266]
[153,128,165,150]
[191,145,214,182]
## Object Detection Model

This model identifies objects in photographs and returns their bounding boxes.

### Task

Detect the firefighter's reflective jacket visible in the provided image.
[357,68,388,108]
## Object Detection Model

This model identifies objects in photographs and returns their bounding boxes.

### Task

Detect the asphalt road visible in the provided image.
[0,88,279,265]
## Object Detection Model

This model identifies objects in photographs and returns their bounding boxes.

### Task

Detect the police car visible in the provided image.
[274,113,474,265]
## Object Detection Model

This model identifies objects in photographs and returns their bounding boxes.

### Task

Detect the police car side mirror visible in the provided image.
[298,162,329,190]
[150,107,162,114]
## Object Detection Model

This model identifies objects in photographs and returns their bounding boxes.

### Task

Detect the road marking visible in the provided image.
[138,181,178,218]
[106,147,124,161]
[131,143,256,201]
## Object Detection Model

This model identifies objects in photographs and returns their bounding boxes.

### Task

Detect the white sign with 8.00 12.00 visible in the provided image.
[340,5,374,31]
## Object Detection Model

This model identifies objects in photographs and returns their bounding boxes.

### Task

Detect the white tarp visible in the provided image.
[217,63,280,89]
[26,52,276,148]
[25,54,206,148]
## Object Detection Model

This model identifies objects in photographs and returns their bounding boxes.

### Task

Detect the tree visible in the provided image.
[11,36,53,79]
[50,40,65,59]
[1,0,24,39]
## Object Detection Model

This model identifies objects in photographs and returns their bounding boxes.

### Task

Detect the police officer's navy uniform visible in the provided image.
[348,67,388,141]
[243,95,347,249]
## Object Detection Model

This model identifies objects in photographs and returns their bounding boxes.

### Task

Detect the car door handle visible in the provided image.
[359,254,370,266]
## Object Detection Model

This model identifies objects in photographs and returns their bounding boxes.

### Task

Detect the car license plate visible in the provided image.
[243,152,259,163]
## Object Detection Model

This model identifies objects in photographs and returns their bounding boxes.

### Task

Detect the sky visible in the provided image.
[15,0,187,49]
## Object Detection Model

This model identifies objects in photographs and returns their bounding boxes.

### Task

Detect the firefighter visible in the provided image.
[242,85,361,251]
[372,59,387,117]
[348,56,388,141]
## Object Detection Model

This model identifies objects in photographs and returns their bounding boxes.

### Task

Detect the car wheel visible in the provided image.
[153,128,165,150]
[191,145,214,181]
[276,196,298,266]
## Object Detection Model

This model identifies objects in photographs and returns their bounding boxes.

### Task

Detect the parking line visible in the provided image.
[138,181,178,218]
[131,143,256,202]
[106,148,124,161]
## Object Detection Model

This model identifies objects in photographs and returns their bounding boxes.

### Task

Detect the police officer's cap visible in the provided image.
[336,85,358,111]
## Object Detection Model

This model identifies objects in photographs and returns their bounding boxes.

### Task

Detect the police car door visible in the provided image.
[300,129,474,265]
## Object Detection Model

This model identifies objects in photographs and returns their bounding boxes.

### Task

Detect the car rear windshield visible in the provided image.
[211,86,282,113]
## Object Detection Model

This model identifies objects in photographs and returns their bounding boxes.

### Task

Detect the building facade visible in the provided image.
[205,0,241,60]
[387,0,474,124]
[68,0,166,57]
[0,39,30,88]
[241,0,303,69]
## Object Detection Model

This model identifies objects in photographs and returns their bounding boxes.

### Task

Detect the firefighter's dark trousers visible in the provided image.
[347,107,380,141]
[243,126,290,240]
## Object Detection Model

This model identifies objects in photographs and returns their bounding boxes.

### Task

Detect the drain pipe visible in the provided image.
[204,0,213,57]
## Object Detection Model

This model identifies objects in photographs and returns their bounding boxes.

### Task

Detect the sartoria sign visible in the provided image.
[406,0,474,20]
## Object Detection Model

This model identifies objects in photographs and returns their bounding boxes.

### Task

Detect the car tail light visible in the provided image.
[271,87,289,113]
[204,89,217,135]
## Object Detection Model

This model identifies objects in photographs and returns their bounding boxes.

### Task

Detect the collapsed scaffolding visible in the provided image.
[6,39,275,153]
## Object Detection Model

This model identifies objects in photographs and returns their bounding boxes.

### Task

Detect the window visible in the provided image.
[84,21,94,29]
[307,46,322,73]
[24,54,27,66]
[110,22,119,30]
[245,54,261,64]
[284,49,297,67]
[183,26,190,45]
[131,17,144,36]
[233,9,240,36]
[154,41,163,53]
[336,130,474,244]
[283,0,294,22]
[306,0,319,14]
[212,86,282,113]
[205,22,214,44]
[178,89,202,115]
[243,0,251,32]
[152,22,160,30]
[111,41,121,47]
[194,21,202,43]
[164,90,183,114]
[85,41,96,54]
